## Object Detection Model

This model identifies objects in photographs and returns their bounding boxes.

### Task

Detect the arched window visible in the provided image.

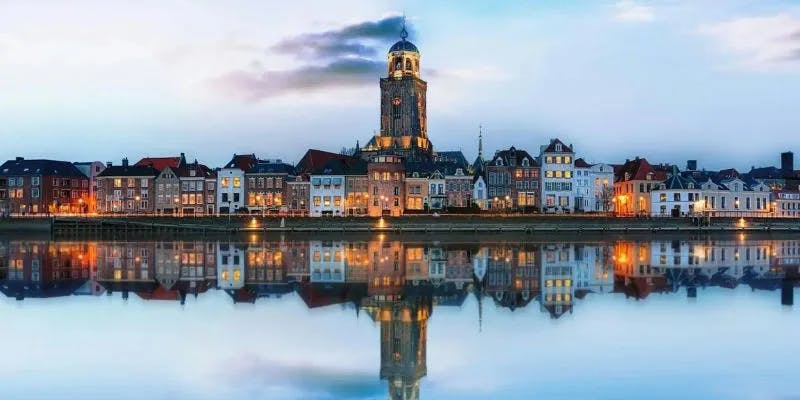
[394,57,402,71]
[392,97,401,120]
[405,58,412,70]
[522,158,529,167]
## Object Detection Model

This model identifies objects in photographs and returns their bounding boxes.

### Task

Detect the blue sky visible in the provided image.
[0,0,798,170]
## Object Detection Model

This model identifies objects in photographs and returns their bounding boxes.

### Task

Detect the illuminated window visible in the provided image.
[221,178,229,188]
[564,279,571,287]
[555,156,562,164]
[545,156,553,164]
[233,269,241,281]
[233,177,241,188]
[564,156,572,164]
[114,178,122,188]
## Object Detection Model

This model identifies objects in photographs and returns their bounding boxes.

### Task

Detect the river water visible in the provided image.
[0,233,798,400]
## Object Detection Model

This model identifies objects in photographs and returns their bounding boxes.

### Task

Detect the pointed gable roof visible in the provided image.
[615,157,666,182]
[541,138,574,154]
[488,146,538,168]
[660,166,696,190]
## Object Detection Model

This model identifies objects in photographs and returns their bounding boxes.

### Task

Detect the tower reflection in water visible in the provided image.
[1,236,798,399]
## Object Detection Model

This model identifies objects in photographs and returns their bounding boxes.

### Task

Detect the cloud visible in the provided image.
[699,14,800,70]
[271,15,408,60]
[209,57,384,101]
[209,15,407,101]
[614,1,655,23]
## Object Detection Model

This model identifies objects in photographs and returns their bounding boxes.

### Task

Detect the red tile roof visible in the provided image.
[295,149,351,175]
[136,157,182,171]
[615,158,667,182]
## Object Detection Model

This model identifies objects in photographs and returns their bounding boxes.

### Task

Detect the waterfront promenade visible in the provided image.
[2,214,800,235]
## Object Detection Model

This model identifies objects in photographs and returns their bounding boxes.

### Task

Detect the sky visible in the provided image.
[1,0,799,170]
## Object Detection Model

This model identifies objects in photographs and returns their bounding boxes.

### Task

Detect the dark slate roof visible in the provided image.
[404,159,467,176]
[223,154,258,172]
[541,138,574,154]
[177,162,216,179]
[574,158,591,168]
[389,39,419,53]
[0,158,86,178]
[435,151,469,167]
[98,164,160,178]
[250,161,296,175]
[661,166,697,190]
[487,146,538,168]
[311,157,367,175]
[471,155,484,173]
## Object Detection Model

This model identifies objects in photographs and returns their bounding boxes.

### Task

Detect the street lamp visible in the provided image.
[78,198,84,216]
[135,195,141,215]
[505,195,511,215]
[174,197,180,217]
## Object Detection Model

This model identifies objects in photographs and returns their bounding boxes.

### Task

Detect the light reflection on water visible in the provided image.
[0,234,797,400]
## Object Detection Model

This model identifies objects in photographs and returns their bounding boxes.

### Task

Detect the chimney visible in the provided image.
[15,157,23,161]
[122,158,129,167]
[687,160,697,171]
[106,161,112,168]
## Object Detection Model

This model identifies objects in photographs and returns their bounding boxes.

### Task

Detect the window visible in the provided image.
[323,196,331,206]
[313,196,321,207]
[140,179,148,187]
[334,196,341,207]
[31,177,40,186]
[233,177,241,188]
[221,177,229,188]
[660,193,666,202]
[545,171,554,178]
[114,178,122,188]
[564,156,572,164]
[673,193,681,201]
[564,171,572,179]
[32,188,40,198]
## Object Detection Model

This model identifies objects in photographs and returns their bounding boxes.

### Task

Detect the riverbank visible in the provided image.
[1,215,799,237]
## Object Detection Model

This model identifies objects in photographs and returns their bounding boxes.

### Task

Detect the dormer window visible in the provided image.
[660,184,666,190]
[522,158,529,167]
[688,183,694,189]
[496,159,503,166]
[555,143,562,152]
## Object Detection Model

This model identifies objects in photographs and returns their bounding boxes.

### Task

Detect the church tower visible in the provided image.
[363,22,432,162]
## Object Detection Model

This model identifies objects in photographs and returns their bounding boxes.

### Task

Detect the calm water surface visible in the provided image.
[0,233,798,400]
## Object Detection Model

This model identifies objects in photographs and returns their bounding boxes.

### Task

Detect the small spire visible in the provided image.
[400,14,408,40]
[478,124,483,158]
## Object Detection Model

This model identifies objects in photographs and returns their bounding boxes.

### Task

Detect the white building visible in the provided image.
[217,242,244,290]
[217,154,255,214]
[473,174,488,210]
[309,241,345,282]
[775,191,800,218]
[309,174,345,216]
[590,163,615,213]
[539,138,575,212]
[650,166,702,217]
[573,158,592,212]
[428,170,446,210]
[696,175,772,217]
[572,245,614,294]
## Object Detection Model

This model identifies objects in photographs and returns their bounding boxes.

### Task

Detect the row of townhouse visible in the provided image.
[479,139,615,213]
[613,158,784,217]
[96,154,217,216]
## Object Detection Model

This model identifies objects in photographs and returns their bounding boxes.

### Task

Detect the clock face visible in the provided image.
[392,97,401,106]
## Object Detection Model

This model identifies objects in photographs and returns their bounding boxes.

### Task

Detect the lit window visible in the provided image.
[233,177,241,188]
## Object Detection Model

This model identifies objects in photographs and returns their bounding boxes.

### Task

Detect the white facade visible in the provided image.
[217,168,246,214]
[309,241,345,282]
[573,163,591,212]
[650,187,702,217]
[309,175,345,216]
[775,191,800,218]
[539,139,575,212]
[589,164,615,212]
[573,245,614,294]
[217,242,244,290]
[697,177,772,217]
[428,172,446,209]
[473,175,488,210]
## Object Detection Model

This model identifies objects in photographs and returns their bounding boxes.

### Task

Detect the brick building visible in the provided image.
[245,160,295,215]
[0,157,89,215]
[368,155,405,217]
[96,159,159,214]
[485,147,539,211]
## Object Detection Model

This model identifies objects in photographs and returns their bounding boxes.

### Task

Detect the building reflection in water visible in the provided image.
[1,235,798,398]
